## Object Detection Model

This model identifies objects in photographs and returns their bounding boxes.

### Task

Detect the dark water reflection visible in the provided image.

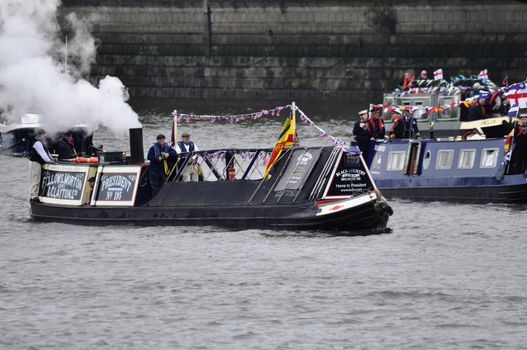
[1,99,526,349]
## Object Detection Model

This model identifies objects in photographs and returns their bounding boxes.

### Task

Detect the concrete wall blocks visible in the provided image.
[62,1,527,101]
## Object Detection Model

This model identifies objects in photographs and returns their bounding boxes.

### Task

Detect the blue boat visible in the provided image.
[362,137,527,203]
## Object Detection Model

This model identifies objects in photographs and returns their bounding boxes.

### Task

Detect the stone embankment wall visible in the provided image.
[61,0,527,101]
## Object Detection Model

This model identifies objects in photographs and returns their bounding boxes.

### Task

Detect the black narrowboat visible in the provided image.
[30,129,393,231]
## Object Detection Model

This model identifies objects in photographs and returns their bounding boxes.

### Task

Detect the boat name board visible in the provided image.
[99,173,136,201]
[94,166,142,206]
[40,168,86,201]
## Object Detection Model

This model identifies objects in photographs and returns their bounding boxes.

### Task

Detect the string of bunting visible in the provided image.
[173,105,290,123]
[172,104,358,154]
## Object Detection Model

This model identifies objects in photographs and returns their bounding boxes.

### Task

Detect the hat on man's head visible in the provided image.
[181,132,190,137]
[369,104,383,112]
[358,109,368,116]
[156,134,166,140]
[391,108,402,115]
[519,108,527,118]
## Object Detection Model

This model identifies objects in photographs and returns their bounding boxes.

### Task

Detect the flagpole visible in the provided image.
[292,101,297,144]
[171,110,177,147]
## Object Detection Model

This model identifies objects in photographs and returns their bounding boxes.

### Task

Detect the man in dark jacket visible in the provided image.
[147,134,177,197]
[57,131,78,160]
[467,96,490,121]
[353,109,372,161]
[390,108,420,139]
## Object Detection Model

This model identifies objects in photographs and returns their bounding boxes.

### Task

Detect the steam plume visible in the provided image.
[0,0,141,135]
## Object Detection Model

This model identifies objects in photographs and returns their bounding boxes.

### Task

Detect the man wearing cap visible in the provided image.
[147,134,178,196]
[175,132,199,154]
[176,132,200,181]
[353,109,372,161]
[57,131,78,161]
[505,109,527,174]
[467,95,490,121]
[389,108,420,139]
[29,131,55,203]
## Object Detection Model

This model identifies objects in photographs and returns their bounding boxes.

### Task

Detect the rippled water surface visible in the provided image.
[1,99,526,349]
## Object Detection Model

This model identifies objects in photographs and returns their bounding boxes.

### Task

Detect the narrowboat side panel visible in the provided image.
[367,138,527,203]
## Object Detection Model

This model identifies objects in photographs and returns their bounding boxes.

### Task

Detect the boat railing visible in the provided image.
[167,148,273,182]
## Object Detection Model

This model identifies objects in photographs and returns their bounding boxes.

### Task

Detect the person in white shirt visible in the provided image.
[175,132,200,181]
[29,132,55,203]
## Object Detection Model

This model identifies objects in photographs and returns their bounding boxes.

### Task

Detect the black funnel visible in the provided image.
[129,128,144,163]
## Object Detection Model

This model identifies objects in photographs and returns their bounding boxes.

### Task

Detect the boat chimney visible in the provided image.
[129,128,144,163]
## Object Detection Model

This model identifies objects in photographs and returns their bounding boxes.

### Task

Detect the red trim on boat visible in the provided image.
[315,199,340,206]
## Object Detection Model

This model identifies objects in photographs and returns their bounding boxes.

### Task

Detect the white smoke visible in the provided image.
[0,0,141,135]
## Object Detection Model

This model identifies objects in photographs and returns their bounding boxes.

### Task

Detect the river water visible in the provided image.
[1,99,526,349]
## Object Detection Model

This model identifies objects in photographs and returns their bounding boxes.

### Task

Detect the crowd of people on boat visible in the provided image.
[353,105,422,158]
[392,70,512,121]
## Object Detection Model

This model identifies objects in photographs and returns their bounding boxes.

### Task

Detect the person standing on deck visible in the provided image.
[390,108,420,139]
[505,109,527,174]
[147,134,177,197]
[29,131,55,203]
[353,109,372,161]
[176,132,200,182]
[56,131,78,160]
[368,106,386,140]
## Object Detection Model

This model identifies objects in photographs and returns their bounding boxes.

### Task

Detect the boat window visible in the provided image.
[435,150,454,170]
[422,150,431,170]
[371,153,382,170]
[458,149,476,169]
[387,151,406,171]
[480,148,499,168]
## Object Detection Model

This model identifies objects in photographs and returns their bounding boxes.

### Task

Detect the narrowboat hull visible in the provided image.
[30,192,392,231]
[379,182,527,203]
[30,142,393,232]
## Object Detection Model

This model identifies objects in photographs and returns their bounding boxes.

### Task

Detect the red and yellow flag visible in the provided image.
[263,113,296,178]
